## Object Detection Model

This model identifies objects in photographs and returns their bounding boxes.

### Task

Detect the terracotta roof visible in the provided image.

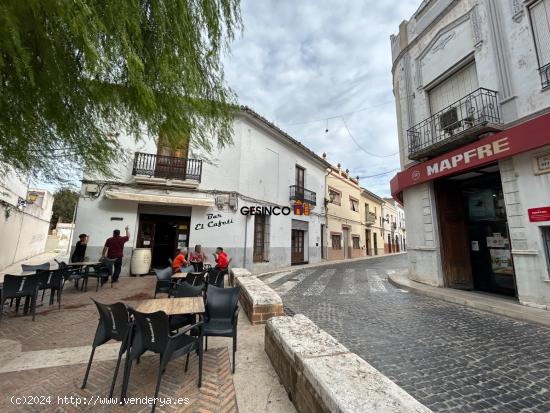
[239,106,331,169]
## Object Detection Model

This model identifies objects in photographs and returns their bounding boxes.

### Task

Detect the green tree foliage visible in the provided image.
[0,0,241,182]
[50,187,79,229]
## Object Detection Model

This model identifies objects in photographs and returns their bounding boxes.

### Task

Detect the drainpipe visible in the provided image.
[66,201,79,257]
[243,214,248,269]
[323,168,331,260]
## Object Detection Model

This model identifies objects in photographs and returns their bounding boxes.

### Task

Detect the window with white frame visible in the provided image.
[530,0,550,88]
[350,197,359,212]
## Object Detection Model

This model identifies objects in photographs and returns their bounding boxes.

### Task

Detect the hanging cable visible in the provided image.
[287,100,395,126]
[340,117,400,158]
[358,169,400,179]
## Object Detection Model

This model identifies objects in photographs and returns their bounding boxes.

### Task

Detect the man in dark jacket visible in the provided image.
[71,234,89,263]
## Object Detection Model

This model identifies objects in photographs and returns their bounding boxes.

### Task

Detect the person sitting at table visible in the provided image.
[188,244,207,272]
[172,248,193,273]
[71,233,89,263]
[213,247,229,270]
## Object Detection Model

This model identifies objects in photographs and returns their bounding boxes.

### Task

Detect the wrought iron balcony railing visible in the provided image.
[366,211,377,226]
[289,185,317,206]
[540,63,550,89]
[407,88,502,161]
[132,152,202,182]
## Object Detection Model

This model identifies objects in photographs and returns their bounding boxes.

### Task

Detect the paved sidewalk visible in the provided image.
[0,275,293,413]
[389,271,550,328]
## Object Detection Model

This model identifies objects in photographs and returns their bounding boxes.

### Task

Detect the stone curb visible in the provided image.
[265,314,432,413]
[231,268,284,325]
[254,252,408,278]
[388,271,550,329]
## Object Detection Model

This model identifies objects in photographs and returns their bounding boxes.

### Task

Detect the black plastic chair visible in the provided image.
[59,261,85,288]
[184,272,206,287]
[170,283,204,331]
[191,262,204,272]
[120,310,203,412]
[36,269,65,307]
[201,285,240,373]
[81,299,132,399]
[21,262,50,272]
[0,274,42,322]
[206,268,226,288]
[83,260,114,292]
[154,267,174,298]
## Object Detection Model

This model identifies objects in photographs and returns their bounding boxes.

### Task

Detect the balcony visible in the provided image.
[407,88,503,161]
[132,152,202,186]
[289,185,317,206]
[366,211,377,226]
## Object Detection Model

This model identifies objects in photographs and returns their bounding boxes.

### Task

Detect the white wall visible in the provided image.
[0,179,54,270]
[73,193,139,262]
[501,147,550,308]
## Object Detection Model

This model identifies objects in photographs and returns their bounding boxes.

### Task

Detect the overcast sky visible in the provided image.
[224,0,420,197]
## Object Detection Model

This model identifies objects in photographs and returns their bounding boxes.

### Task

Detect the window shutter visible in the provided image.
[530,0,550,67]
[428,63,479,115]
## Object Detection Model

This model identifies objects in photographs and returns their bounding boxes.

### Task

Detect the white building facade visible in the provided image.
[74,108,329,274]
[0,169,54,270]
[383,198,406,253]
[390,0,550,308]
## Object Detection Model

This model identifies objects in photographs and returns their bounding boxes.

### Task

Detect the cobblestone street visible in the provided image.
[260,254,550,413]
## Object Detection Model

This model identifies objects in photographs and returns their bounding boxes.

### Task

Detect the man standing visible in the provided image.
[102,226,130,283]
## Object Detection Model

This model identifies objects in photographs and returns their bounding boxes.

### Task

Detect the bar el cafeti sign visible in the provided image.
[391,112,550,201]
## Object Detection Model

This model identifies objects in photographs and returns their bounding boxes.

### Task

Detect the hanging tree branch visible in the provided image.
[0,0,242,182]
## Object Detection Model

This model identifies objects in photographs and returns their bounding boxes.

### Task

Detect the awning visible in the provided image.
[391,112,550,203]
[105,190,215,207]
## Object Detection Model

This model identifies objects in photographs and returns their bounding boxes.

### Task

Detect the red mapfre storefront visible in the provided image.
[391,112,550,203]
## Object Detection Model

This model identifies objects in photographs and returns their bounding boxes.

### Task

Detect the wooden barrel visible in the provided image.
[130,248,151,275]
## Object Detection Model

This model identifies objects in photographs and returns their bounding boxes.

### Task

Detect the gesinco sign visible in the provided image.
[391,112,550,201]
[240,206,292,216]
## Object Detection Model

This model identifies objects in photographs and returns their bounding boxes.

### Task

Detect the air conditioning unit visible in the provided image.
[439,107,460,134]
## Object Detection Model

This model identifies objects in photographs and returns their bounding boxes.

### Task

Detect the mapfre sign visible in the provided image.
[391,112,550,201]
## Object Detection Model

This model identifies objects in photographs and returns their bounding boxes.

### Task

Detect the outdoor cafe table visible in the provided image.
[67,261,101,267]
[171,272,188,281]
[136,297,205,316]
